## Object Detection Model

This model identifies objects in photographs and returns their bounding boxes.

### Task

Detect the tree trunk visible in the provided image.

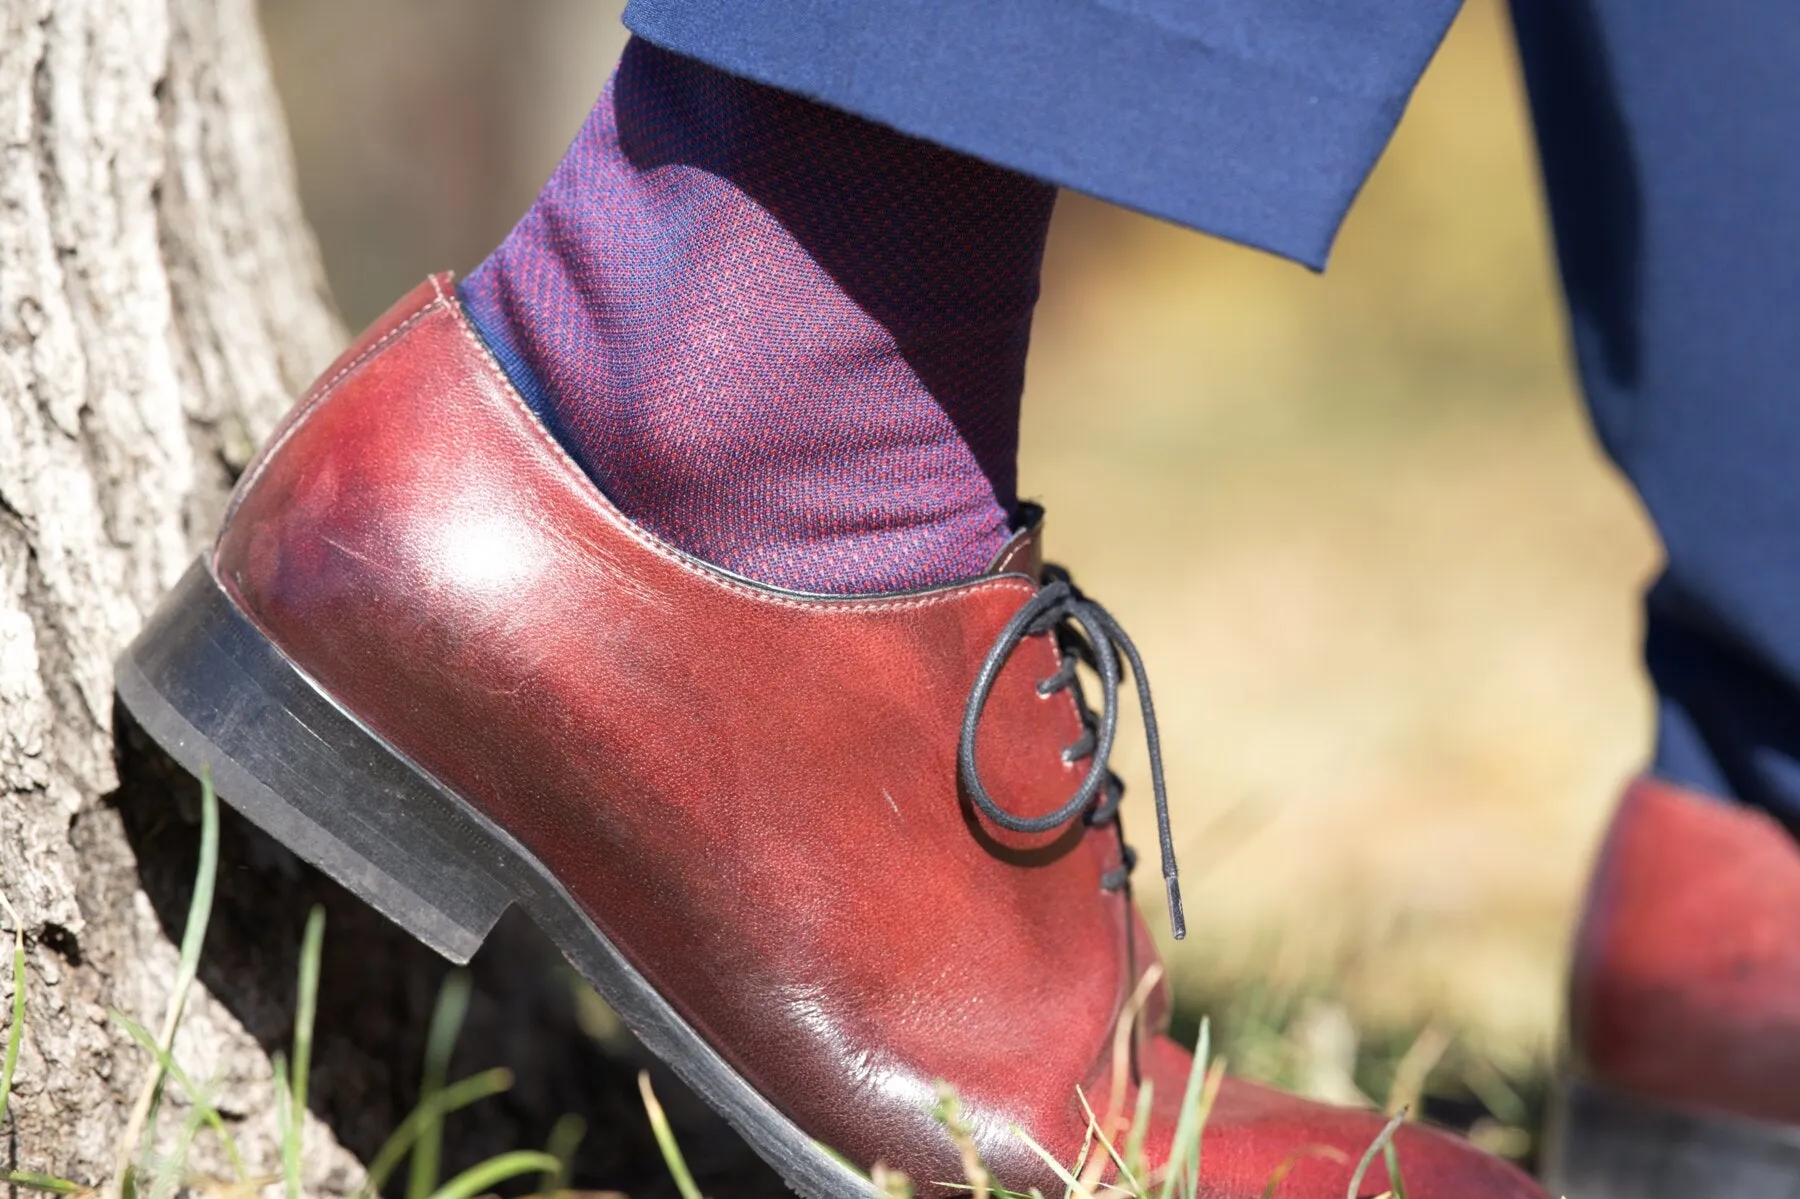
[0,1,781,1193]
[1,0,350,1183]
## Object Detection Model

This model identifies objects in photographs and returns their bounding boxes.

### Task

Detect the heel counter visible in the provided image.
[1569,779,1800,1126]
[1565,782,1638,1072]
[214,274,456,600]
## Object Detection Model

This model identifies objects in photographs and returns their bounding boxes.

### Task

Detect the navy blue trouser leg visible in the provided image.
[1512,0,1800,820]
[622,0,1463,267]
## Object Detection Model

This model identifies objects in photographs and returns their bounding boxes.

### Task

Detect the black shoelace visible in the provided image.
[957,564,1186,940]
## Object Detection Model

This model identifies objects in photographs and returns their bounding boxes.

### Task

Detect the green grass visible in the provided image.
[1,887,27,1132]
[406,972,471,1199]
[0,766,1468,1199]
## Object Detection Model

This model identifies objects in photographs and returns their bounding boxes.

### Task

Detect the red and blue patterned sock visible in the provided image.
[460,39,1056,594]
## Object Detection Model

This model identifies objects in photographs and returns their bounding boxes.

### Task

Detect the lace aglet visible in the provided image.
[1165,875,1186,940]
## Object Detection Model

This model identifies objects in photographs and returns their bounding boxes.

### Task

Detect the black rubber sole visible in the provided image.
[1544,1076,1800,1198]
[115,558,879,1199]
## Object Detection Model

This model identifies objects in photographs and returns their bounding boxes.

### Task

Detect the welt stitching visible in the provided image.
[446,303,1038,617]
[223,295,447,529]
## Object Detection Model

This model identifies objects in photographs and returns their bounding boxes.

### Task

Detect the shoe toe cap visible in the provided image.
[1121,1036,1550,1198]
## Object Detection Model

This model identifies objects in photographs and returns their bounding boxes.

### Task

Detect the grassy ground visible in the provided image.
[263,0,1661,1169]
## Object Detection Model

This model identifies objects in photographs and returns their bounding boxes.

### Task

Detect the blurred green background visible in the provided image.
[261,0,1659,1149]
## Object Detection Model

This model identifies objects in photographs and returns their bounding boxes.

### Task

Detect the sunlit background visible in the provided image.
[261,0,1660,1150]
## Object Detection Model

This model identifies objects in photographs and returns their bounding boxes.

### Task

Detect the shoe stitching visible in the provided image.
[219,277,451,535]
[444,289,1041,618]
[219,272,1039,619]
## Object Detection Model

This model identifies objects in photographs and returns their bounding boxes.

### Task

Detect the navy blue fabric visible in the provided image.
[1512,0,1800,823]
[620,0,1462,268]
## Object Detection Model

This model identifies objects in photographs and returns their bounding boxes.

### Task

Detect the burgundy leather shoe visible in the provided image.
[1549,777,1800,1197]
[118,276,1544,1197]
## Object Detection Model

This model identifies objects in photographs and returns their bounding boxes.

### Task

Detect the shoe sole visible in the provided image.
[1544,1076,1800,1198]
[115,558,882,1199]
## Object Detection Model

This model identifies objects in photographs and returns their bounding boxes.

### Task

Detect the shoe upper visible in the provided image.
[1571,776,1800,1129]
[215,275,1544,1197]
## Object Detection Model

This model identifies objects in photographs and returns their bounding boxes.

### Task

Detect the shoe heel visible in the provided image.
[115,558,515,963]
[1545,1076,1800,1199]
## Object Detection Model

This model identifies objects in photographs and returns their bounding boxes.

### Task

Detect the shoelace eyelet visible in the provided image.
[958,565,1186,939]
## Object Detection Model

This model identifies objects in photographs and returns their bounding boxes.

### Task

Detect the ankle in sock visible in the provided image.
[460,38,1056,595]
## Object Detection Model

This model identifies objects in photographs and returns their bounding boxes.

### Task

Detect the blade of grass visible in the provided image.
[271,1052,292,1197]
[1,1170,90,1195]
[1007,1126,1095,1199]
[1156,1019,1209,1199]
[149,1072,222,1199]
[1122,1079,1154,1185]
[869,1161,914,1198]
[1106,965,1163,1134]
[1075,1088,1140,1196]
[109,1011,244,1178]
[1257,1145,1349,1199]
[186,1173,280,1199]
[931,1084,992,1199]
[1461,1058,1528,1129]
[812,1144,873,1181]
[406,972,472,1199]
[112,766,221,1198]
[542,1113,585,1194]
[285,907,326,1199]
[639,1071,703,1199]
[1345,1110,1405,1199]
[1380,1141,1409,1199]
[929,1178,1024,1193]
[426,1152,559,1199]
[1,886,26,1129]
[353,1068,513,1199]
[1383,1027,1447,1120]
[1068,1119,1097,1199]
[1183,1062,1226,1199]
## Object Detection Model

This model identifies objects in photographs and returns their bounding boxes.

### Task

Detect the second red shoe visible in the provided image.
[1549,777,1800,1198]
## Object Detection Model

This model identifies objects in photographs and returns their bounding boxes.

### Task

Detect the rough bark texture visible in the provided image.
[0,1,781,1193]
[1,0,346,1183]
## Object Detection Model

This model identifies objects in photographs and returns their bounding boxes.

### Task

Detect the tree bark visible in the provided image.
[0,1,782,1193]
[1,0,349,1184]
